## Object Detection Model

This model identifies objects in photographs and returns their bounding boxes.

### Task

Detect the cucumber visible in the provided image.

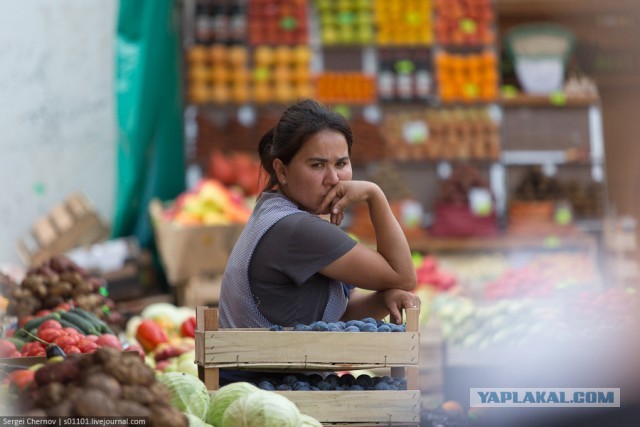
[59,312,99,335]
[70,308,113,334]
[13,328,29,340]
[58,319,85,334]
[22,312,61,332]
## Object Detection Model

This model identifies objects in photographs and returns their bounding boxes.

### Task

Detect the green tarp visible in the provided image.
[113,0,185,247]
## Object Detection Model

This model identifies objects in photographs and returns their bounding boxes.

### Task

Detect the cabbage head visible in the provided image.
[184,413,214,427]
[157,372,211,420]
[299,413,322,427]
[206,382,259,427]
[221,389,300,427]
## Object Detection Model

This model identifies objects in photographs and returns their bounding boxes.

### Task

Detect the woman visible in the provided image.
[218,99,419,331]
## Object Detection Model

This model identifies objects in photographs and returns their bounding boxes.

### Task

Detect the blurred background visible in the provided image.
[1,0,639,426]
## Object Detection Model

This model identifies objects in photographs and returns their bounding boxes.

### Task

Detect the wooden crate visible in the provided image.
[195,307,421,426]
[149,199,244,285]
[175,274,222,308]
[17,193,110,267]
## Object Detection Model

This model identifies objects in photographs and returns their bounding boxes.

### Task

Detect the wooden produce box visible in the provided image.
[149,199,244,286]
[17,193,110,267]
[195,307,421,426]
[175,274,222,308]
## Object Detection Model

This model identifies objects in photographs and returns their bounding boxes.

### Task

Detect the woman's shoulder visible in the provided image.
[256,192,299,212]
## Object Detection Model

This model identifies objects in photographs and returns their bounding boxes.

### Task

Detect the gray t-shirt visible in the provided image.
[249,212,357,326]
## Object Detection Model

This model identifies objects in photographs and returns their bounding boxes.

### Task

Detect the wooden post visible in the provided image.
[405,306,420,391]
[196,306,220,390]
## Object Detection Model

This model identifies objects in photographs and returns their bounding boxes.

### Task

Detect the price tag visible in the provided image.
[363,105,382,124]
[550,91,567,106]
[405,12,421,26]
[402,120,429,145]
[280,16,297,30]
[338,11,355,25]
[237,105,256,126]
[460,18,477,34]
[501,84,518,99]
[400,200,424,228]
[333,105,351,120]
[464,82,480,98]
[468,187,493,217]
[253,67,270,81]
[394,59,415,75]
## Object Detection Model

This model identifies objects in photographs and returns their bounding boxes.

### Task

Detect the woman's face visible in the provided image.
[275,129,352,213]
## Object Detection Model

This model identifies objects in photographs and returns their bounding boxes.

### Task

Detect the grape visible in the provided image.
[374,382,391,390]
[258,380,275,390]
[362,317,378,325]
[360,323,377,332]
[283,375,298,385]
[311,321,329,331]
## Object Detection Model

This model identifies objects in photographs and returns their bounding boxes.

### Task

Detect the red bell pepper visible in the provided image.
[135,319,169,353]
[180,316,196,338]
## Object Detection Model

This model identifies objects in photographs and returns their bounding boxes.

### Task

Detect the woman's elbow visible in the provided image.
[395,272,417,291]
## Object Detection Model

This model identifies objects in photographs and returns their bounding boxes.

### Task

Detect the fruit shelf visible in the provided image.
[195,306,421,426]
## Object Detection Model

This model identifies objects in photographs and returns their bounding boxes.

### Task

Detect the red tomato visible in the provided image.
[54,335,77,348]
[26,348,46,357]
[84,335,99,342]
[63,327,82,336]
[76,339,99,354]
[38,329,63,343]
[20,342,45,356]
[96,334,122,350]
[54,302,72,312]
[38,319,62,332]
[34,309,52,317]
[63,346,82,355]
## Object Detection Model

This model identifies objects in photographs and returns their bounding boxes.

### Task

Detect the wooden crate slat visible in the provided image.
[32,216,57,247]
[276,390,420,424]
[66,193,91,217]
[200,330,418,366]
[49,203,74,233]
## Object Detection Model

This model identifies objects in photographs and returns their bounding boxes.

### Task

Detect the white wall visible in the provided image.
[0,0,117,266]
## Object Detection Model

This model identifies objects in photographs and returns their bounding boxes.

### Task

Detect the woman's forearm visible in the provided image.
[340,290,388,321]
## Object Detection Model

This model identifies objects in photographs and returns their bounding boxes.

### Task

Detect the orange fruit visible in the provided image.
[186,45,208,64]
[208,44,227,64]
[254,46,275,66]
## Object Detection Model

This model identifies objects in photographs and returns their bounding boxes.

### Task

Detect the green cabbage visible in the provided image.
[184,413,213,427]
[221,390,300,427]
[206,382,259,427]
[157,372,211,420]
[299,414,322,427]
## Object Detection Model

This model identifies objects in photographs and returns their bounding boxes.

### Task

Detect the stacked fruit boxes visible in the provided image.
[195,306,421,425]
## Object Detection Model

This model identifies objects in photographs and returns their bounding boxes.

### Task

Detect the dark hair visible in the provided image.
[258,99,353,192]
